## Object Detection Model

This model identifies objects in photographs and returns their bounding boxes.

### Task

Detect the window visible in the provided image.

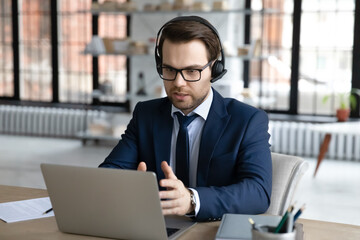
[58,0,127,104]
[0,0,128,109]
[97,1,127,103]
[59,0,93,103]
[19,0,52,101]
[248,0,294,111]
[299,0,355,115]
[0,0,13,97]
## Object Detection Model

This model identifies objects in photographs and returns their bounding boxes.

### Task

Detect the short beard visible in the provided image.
[168,89,208,114]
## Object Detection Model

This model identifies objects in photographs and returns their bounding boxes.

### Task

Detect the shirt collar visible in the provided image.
[171,88,213,121]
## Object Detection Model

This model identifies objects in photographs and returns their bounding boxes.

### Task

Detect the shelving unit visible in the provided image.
[84,8,274,97]
[79,1,283,141]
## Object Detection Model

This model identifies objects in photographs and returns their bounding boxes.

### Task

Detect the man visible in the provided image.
[99,16,272,222]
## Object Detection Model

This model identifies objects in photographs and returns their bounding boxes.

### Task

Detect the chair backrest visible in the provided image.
[265,153,309,216]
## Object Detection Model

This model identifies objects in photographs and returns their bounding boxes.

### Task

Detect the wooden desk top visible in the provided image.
[1,185,360,240]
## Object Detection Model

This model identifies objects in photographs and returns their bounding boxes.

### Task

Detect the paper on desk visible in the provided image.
[0,197,54,223]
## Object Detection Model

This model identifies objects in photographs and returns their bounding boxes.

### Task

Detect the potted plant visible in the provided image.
[322,88,360,122]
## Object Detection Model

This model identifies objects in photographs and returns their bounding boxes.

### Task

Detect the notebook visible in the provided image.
[215,213,282,240]
[41,164,196,240]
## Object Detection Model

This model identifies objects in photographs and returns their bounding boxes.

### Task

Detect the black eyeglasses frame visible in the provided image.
[159,61,213,82]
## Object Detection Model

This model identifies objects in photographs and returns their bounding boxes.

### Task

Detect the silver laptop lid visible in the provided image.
[41,164,171,240]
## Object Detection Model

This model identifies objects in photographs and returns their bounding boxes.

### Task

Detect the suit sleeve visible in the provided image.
[195,110,272,221]
[98,104,141,170]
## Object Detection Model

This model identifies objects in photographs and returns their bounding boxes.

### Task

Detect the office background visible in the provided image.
[0,0,359,227]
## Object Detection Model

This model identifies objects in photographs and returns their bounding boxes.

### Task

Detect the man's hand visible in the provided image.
[137,162,147,172]
[159,161,193,216]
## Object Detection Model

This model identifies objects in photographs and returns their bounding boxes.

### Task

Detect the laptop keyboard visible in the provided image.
[166,227,180,237]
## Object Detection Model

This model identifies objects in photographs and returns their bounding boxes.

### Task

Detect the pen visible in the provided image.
[283,212,294,233]
[248,218,263,232]
[289,205,294,213]
[274,205,293,233]
[43,208,53,215]
[293,204,306,222]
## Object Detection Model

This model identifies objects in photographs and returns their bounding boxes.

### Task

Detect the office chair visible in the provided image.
[265,153,309,216]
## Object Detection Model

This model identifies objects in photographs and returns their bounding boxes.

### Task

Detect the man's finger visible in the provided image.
[159,189,178,200]
[160,199,179,209]
[161,161,177,179]
[159,179,179,190]
[137,162,147,172]
[162,207,182,216]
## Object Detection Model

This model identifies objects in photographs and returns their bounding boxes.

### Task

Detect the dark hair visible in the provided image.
[158,20,221,62]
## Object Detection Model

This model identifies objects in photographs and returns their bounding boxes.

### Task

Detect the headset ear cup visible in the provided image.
[211,60,224,78]
[157,65,162,75]
[155,46,162,75]
[156,60,162,75]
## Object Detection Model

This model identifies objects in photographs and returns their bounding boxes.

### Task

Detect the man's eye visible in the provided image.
[184,69,197,75]
[163,68,175,73]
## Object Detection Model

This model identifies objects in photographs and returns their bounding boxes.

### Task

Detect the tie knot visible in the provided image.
[175,112,198,128]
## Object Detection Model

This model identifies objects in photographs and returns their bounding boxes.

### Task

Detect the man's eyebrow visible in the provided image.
[162,63,205,69]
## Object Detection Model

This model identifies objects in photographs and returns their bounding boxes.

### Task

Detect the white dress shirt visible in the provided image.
[169,88,213,216]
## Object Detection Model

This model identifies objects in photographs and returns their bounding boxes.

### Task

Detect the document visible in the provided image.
[0,197,54,223]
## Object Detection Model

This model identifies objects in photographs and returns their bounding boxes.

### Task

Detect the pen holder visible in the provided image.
[251,226,296,240]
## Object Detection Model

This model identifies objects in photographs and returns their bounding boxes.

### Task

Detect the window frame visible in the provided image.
[0,0,130,111]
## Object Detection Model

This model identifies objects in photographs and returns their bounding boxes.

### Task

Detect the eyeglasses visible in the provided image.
[159,61,212,82]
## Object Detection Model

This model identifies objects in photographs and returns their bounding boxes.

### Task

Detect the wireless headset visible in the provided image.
[154,16,227,83]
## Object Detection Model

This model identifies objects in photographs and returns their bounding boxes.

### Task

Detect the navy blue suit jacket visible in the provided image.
[99,89,272,221]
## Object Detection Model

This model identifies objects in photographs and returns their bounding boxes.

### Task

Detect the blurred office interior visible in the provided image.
[0,0,359,226]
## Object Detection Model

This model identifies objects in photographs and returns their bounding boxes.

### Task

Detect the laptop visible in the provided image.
[41,164,196,240]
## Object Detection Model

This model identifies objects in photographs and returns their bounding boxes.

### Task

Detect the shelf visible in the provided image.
[92,90,158,102]
[228,55,271,61]
[81,50,271,60]
[81,50,148,57]
[77,130,122,145]
[77,130,121,141]
[79,8,280,16]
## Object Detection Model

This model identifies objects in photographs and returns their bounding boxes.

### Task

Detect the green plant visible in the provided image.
[322,88,360,110]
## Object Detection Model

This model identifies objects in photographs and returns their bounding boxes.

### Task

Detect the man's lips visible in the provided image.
[173,92,189,101]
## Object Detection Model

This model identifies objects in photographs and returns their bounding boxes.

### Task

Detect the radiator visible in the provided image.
[0,105,106,138]
[269,121,360,161]
[1,105,359,160]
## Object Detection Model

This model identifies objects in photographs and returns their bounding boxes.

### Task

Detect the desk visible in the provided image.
[310,121,360,177]
[1,185,360,240]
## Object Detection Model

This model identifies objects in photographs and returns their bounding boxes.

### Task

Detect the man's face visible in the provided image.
[162,39,212,115]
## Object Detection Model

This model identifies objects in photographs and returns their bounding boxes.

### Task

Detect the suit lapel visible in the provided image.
[197,90,231,187]
[153,99,173,180]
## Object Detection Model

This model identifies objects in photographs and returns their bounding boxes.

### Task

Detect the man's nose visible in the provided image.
[173,71,187,87]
